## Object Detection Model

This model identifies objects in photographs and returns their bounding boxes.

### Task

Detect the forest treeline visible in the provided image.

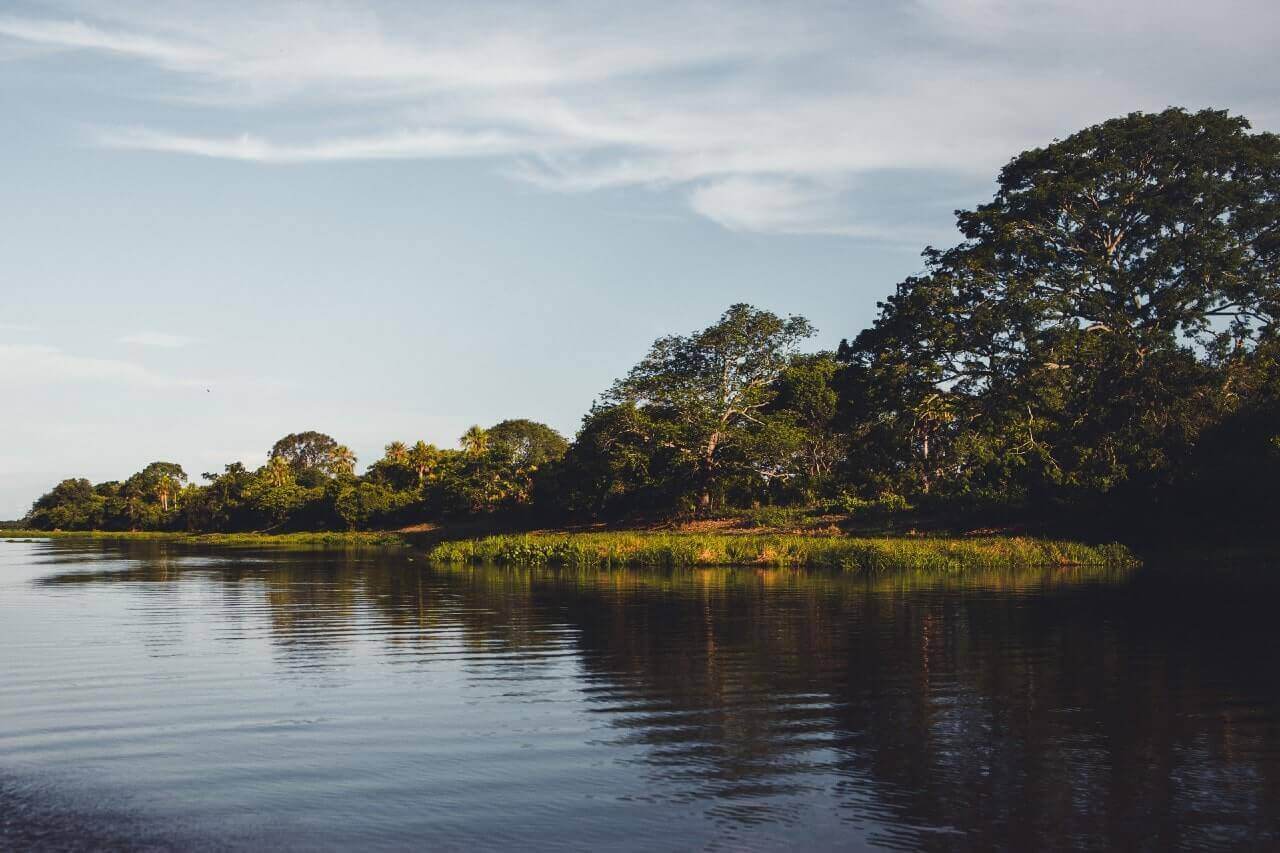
[22,108,1280,538]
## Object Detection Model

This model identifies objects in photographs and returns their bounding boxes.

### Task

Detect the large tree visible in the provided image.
[127,461,188,513]
[765,353,847,497]
[486,419,568,468]
[269,431,351,486]
[841,107,1280,503]
[607,303,815,509]
[549,403,689,518]
[25,478,102,530]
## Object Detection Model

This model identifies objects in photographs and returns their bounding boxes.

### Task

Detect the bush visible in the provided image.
[828,492,913,520]
[734,505,810,529]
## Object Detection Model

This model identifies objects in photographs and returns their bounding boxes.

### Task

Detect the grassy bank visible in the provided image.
[1,530,408,548]
[4,528,1137,573]
[428,532,1136,573]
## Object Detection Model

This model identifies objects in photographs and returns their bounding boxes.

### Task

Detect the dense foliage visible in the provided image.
[836,107,1280,531]
[24,417,575,533]
[25,108,1280,537]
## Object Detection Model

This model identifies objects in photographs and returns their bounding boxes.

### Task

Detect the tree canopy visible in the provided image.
[269,431,354,485]
[487,419,569,468]
[24,108,1280,537]
[840,107,1280,505]
[606,303,815,508]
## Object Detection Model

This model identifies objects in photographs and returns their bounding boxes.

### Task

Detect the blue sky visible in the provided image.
[2,0,1278,517]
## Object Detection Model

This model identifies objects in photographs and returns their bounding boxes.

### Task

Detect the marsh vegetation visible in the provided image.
[428,532,1136,572]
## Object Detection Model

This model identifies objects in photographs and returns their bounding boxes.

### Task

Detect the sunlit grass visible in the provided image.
[428,532,1137,573]
[1,529,408,548]
[4,528,1139,573]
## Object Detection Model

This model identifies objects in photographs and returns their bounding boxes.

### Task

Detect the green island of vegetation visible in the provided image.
[9,108,1280,568]
[428,533,1136,572]
[1,529,1135,574]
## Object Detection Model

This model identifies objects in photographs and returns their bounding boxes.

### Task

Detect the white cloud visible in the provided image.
[3,1,1279,236]
[118,332,196,348]
[0,14,219,67]
[0,343,201,388]
[690,177,861,238]
[97,126,576,163]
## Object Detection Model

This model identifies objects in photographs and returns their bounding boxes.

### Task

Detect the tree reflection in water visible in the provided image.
[37,540,1280,849]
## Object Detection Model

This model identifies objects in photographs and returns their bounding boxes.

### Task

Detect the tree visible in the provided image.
[25,478,103,530]
[486,419,568,468]
[607,303,815,509]
[269,431,348,485]
[129,461,188,513]
[94,481,130,530]
[244,460,307,529]
[768,353,846,495]
[265,455,292,487]
[408,441,440,486]
[960,108,1278,354]
[330,445,357,478]
[331,480,416,530]
[433,422,564,514]
[547,403,689,518]
[185,463,254,532]
[841,108,1280,505]
[460,426,490,456]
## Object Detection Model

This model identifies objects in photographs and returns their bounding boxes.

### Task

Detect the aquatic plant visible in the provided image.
[427,532,1136,573]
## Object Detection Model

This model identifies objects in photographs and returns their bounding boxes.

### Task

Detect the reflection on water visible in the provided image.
[2,539,1278,850]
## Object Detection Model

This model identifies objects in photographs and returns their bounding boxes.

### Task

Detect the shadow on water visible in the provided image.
[7,538,1280,850]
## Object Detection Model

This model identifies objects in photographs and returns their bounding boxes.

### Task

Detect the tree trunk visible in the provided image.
[699,432,721,515]
[920,432,931,494]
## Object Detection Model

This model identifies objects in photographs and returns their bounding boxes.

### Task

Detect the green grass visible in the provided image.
[4,528,1139,574]
[1,529,409,548]
[427,532,1137,573]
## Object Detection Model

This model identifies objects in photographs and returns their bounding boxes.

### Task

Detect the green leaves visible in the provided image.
[840,107,1280,507]
[269,431,356,483]
[602,303,816,510]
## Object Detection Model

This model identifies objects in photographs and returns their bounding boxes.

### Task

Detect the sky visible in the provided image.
[2,0,1279,517]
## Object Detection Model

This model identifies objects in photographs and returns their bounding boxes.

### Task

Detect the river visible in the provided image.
[1,538,1277,850]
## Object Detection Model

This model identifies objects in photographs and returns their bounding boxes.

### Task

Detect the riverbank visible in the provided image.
[3,528,1136,572]
[1,530,408,548]
[428,532,1135,572]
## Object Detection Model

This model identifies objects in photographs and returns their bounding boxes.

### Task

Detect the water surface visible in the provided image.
[2,538,1278,850]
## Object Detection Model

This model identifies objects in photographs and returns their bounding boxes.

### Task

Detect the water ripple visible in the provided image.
[2,538,1279,850]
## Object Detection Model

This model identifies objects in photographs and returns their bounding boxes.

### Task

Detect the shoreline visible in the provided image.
[1,529,409,548]
[2,528,1137,573]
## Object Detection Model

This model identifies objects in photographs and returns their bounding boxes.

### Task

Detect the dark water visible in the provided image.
[2,539,1279,850]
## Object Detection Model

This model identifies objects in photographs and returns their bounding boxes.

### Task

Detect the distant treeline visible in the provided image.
[24,108,1280,538]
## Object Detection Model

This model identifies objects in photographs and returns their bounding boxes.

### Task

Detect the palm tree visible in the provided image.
[409,440,438,485]
[460,426,489,457]
[385,441,409,463]
[331,445,357,477]
[266,455,292,487]
[155,474,178,512]
[132,461,187,513]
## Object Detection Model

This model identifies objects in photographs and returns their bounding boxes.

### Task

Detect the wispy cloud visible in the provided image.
[118,332,196,348]
[690,177,867,239]
[97,126,575,163]
[0,343,201,388]
[3,1,1278,236]
[0,14,219,67]
[0,322,39,332]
